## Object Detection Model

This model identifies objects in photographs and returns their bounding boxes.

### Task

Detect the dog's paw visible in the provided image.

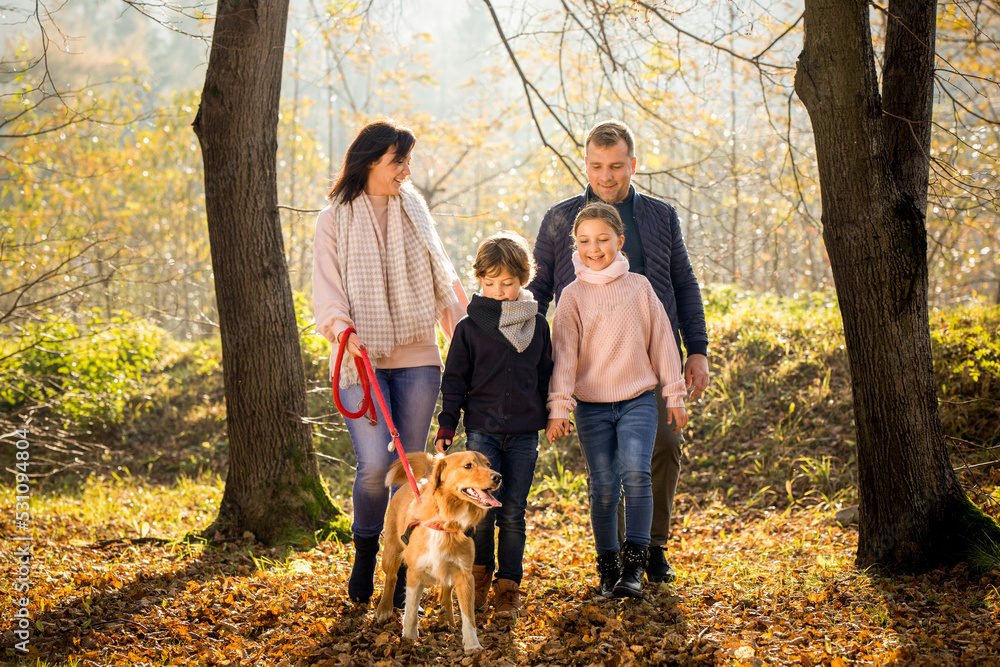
[402,627,419,642]
[463,639,483,652]
[375,608,395,624]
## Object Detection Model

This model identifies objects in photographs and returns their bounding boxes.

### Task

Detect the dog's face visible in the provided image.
[432,451,502,509]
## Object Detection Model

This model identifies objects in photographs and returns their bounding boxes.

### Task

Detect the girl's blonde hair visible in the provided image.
[473,231,535,285]
[573,202,625,238]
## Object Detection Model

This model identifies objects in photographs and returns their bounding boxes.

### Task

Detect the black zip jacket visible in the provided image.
[438,314,553,435]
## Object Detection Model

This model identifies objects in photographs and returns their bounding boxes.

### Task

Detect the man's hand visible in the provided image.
[338,331,364,359]
[546,418,572,443]
[666,405,688,433]
[684,353,710,401]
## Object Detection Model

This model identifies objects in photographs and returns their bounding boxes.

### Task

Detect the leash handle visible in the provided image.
[332,327,377,422]
[331,327,422,502]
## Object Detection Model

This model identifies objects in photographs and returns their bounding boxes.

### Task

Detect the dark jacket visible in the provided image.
[527,185,708,359]
[438,314,553,435]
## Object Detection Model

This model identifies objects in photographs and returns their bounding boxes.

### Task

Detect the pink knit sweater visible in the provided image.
[547,268,686,420]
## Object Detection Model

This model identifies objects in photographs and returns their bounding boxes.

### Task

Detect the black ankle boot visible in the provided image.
[612,542,647,599]
[347,534,380,604]
[646,546,677,583]
[392,563,408,608]
[596,551,620,598]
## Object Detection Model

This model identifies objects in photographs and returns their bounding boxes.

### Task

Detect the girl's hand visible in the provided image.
[434,438,451,454]
[546,418,571,443]
[338,331,364,359]
[667,406,688,433]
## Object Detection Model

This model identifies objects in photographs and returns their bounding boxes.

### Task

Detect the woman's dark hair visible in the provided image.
[328,119,416,203]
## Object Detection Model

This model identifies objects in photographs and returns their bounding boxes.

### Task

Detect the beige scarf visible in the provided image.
[333,184,458,386]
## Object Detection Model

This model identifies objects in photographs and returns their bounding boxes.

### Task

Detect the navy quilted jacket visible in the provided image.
[527,186,708,360]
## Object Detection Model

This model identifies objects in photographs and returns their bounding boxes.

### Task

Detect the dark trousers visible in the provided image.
[466,430,539,583]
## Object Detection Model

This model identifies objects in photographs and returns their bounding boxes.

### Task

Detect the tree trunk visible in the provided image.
[794,0,999,572]
[192,0,346,545]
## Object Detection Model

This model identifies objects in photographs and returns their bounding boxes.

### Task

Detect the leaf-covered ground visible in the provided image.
[3,474,999,666]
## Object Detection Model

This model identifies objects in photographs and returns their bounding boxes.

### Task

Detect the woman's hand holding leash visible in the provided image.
[338,330,365,359]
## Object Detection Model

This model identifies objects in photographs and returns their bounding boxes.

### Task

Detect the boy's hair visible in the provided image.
[473,231,535,285]
[573,202,625,238]
[585,120,636,158]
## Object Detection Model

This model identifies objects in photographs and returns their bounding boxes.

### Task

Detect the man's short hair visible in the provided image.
[473,231,535,285]
[585,120,635,158]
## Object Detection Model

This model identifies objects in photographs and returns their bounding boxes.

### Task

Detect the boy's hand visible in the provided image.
[434,427,455,454]
[546,418,572,443]
[667,406,688,433]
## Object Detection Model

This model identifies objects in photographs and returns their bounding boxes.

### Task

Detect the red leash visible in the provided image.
[332,327,422,502]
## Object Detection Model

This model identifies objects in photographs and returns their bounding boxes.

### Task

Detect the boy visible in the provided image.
[435,231,553,615]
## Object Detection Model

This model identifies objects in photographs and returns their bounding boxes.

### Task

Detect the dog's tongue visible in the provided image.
[472,488,502,508]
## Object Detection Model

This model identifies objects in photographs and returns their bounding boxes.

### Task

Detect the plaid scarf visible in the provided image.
[466,289,538,353]
[333,184,458,386]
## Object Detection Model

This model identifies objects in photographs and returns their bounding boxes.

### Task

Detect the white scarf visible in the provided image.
[573,252,630,285]
[333,184,458,386]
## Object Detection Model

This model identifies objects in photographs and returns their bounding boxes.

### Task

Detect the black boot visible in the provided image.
[612,542,648,599]
[646,546,677,583]
[392,563,408,608]
[596,551,620,598]
[347,534,380,604]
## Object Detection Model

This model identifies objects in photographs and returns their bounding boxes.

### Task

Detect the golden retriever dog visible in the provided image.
[375,450,501,651]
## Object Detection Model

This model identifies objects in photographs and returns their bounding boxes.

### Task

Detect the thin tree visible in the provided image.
[192,0,344,544]
[794,0,999,571]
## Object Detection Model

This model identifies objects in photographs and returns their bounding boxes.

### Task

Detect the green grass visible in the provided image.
[19,469,225,543]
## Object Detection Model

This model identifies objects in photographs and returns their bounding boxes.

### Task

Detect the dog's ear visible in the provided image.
[432,456,447,491]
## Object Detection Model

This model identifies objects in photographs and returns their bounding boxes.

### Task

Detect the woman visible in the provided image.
[313,119,468,606]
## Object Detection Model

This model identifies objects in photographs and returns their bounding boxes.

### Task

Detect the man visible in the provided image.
[528,119,709,584]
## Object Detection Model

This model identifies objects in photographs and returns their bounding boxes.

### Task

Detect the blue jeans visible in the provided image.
[575,391,657,555]
[465,430,539,583]
[338,365,441,539]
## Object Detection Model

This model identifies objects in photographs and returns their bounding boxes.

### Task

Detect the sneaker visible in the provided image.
[646,546,677,583]
[492,578,521,615]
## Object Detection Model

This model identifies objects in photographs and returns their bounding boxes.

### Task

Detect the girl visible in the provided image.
[546,201,687,599]
[435,231,553,615]
[313,119,468,607]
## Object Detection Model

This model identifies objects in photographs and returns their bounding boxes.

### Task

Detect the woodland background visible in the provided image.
[1,0,999,665]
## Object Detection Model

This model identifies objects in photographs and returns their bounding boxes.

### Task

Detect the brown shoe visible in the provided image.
[493,578,521,615]
[473,565,493,611]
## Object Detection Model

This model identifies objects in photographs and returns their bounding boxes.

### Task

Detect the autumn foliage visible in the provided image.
[2,296,998,665]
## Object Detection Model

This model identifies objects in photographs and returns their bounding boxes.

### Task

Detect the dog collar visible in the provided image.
[400,520,466,545]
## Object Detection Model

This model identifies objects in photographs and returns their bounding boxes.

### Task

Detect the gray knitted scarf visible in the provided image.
[466,289,537,353]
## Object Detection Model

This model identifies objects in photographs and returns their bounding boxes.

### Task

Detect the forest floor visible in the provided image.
[2,472,999,666]
[3,298,999,664]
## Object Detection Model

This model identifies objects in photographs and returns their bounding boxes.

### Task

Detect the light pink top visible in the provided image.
[313,193,468,378]
[547,269,685,420]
